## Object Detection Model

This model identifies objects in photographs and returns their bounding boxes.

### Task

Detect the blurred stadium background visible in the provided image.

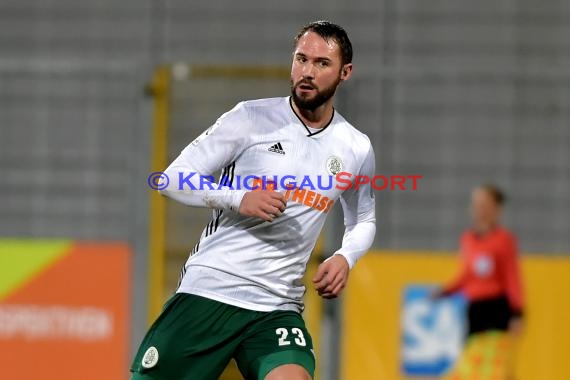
[1,1,569,379]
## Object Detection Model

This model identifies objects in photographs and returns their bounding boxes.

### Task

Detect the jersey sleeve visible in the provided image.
[159,102,251,211]
[335,144,377,269]
[500,233,525,317]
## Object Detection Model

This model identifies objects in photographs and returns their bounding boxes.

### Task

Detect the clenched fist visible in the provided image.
[238,190,287,222]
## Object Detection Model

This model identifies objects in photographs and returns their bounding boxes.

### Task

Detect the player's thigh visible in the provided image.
[234,311,315,380]
[264,364,312,380]
[130,293,241,380]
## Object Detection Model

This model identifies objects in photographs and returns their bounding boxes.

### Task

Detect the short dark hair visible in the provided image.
[294,21,353,65]
[480,184,506,205]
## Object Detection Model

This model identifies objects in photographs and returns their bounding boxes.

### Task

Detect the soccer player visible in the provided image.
[434,185,525,380]
[131,21,376,380]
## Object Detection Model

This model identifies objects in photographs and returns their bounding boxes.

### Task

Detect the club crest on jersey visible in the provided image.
[141,346,159,369]
[326,156,343,175]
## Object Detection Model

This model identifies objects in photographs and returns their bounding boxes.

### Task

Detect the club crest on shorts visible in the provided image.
[326,156,343,175]
[141,346,159,369]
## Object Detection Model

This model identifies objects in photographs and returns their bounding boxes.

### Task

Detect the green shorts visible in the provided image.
[130,293,315,380]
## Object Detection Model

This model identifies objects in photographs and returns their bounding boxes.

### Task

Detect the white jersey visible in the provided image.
[161,97,376,312]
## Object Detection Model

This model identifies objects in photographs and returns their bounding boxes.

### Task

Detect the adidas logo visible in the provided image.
[268,142,285,155]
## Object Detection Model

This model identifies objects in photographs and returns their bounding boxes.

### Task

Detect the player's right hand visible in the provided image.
[238,190,286,222]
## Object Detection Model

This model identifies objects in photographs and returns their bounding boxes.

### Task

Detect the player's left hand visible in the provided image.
[313,254,350,299]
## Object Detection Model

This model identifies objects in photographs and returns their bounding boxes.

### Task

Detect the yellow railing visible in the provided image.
[147,66,170,322]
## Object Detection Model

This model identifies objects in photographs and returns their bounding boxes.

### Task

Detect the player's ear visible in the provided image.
[340,63,353,81]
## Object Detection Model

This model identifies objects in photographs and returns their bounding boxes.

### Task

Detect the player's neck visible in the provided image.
[473,221,498,235]
[291,98,334,129]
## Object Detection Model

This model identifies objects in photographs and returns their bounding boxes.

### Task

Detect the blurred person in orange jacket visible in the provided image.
[434,184,525,380]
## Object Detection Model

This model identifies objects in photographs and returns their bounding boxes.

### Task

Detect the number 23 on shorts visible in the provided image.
[275,327,307,347]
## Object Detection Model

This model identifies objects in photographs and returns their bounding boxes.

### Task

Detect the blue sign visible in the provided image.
[401,285,467,376]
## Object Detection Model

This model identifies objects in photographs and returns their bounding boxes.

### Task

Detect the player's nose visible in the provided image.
[301,64,316,79]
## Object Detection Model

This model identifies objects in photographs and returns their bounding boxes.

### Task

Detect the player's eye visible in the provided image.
[318,61,330,67]
[297,56,307,63]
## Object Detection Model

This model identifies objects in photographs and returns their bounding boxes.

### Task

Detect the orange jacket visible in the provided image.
[442,226,524,315]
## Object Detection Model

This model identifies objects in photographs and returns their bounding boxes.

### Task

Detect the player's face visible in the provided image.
[291,32,352,111]
[470,188,501,228]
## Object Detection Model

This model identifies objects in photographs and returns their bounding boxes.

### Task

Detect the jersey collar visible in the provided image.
[288,96,336,138]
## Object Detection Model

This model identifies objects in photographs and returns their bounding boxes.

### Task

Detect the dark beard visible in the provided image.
[290,77,340,111]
